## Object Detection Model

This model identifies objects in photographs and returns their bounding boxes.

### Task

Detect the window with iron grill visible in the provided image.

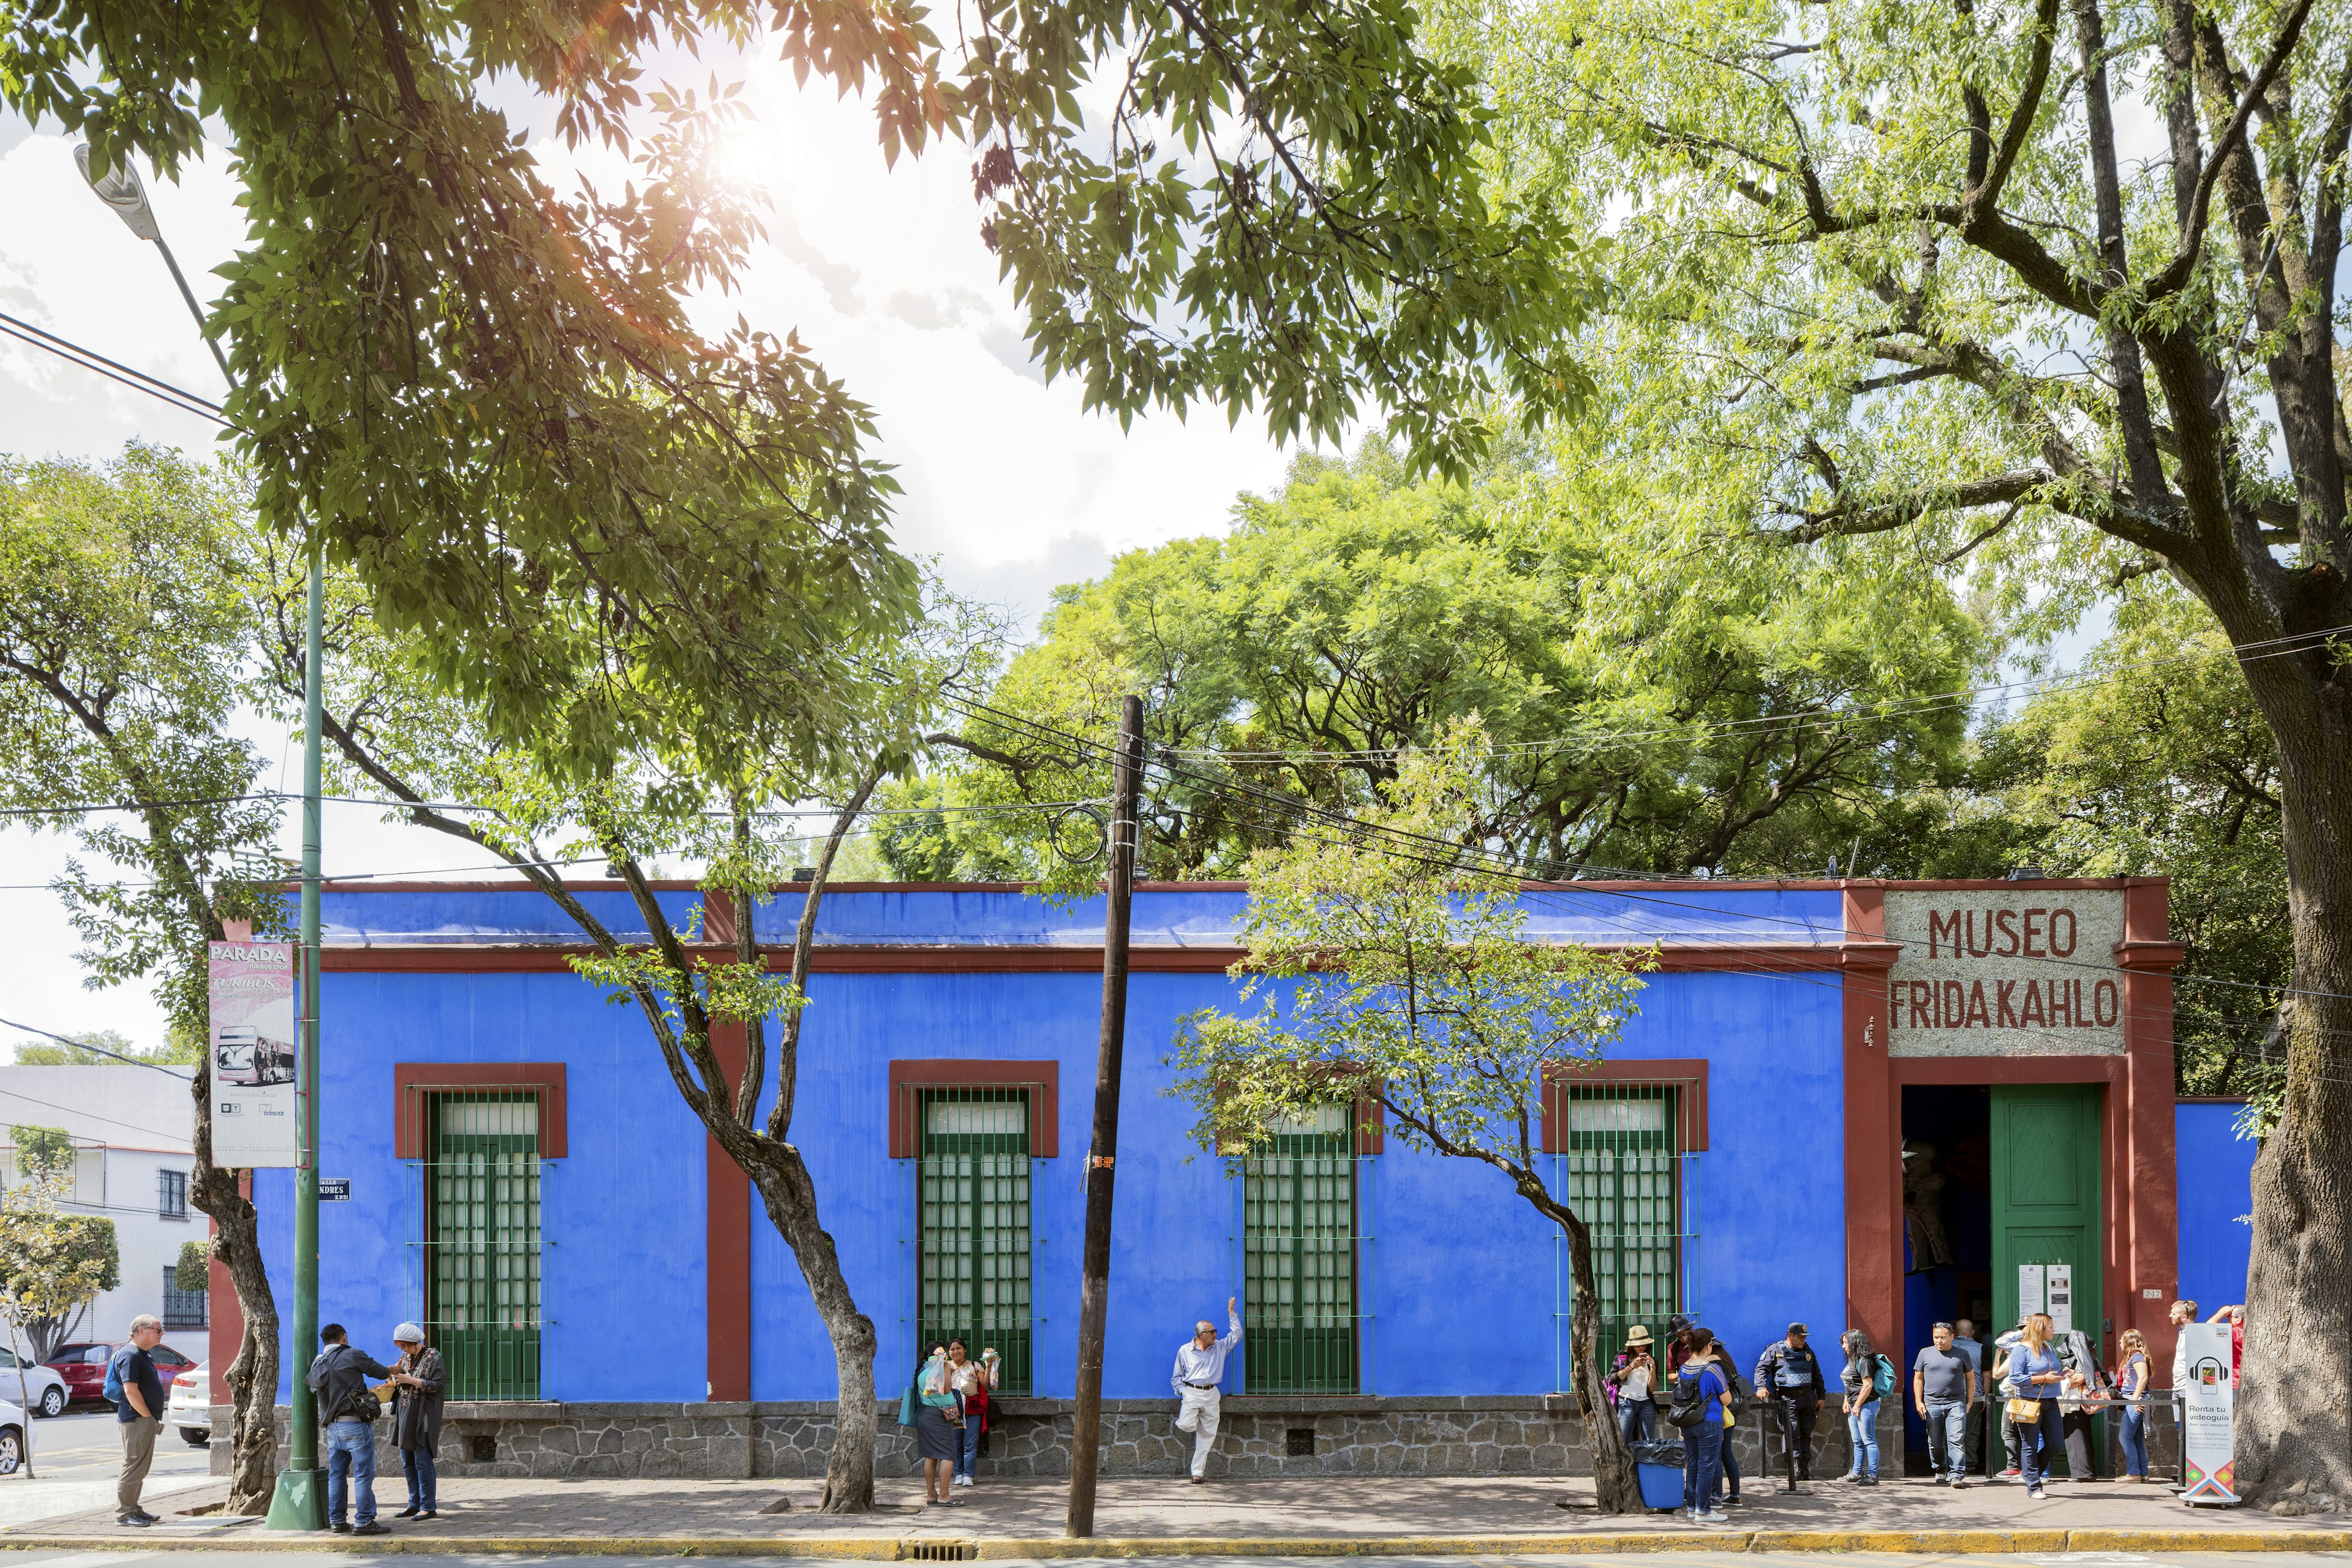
[1240,1106,1360,1394]
[415,1091,542,1400]
[917,1089,1032,1394]
[1552,1084,1695,1386]
[158,1168,188,1219]
[160,1264,206,1329]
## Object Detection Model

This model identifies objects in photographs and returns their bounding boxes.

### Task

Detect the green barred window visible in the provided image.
[1553,1084,1695,1386]
[1241,1105,1360,1394]
[918,1089,1033,1394]
[419,1092,542,1400]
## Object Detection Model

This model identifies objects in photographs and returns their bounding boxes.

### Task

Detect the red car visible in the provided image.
[46,1341,200,1406]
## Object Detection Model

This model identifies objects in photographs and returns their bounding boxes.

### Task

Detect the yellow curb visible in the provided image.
[4,1527,2352,1557]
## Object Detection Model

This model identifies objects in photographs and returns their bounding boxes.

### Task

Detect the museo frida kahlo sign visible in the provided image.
[1883,889,2126,1057]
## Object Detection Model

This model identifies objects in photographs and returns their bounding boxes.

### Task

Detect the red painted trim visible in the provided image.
[1843,886,1900,1361]
[888,1060,1062,1158]
[322,940,1885,975]
[705,1022,753,1405]
[1540,1059,1711,1152]
[392,1063,568,1158]
[2122,880,2180,1373]
[208,1173,247,1386]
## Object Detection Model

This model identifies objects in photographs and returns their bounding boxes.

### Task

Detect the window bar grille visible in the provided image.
[906,1086,1035,1396]
[404,1090,543,1401]
[160,1264,207,1329]
[1549,1080,1700,1392]
[1231,1105,1368,1395]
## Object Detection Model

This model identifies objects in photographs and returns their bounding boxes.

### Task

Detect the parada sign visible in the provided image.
[1883,888,2127,1057]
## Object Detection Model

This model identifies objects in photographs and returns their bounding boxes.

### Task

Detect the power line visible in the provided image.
[0,308,233,428]
[0,1017,193,1080]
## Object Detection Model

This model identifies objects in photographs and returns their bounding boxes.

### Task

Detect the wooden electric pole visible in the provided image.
[1066,694,1143,1538]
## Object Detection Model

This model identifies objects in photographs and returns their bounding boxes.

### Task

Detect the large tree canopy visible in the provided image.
[889,441,1985,880]
[1475,0,2352,1501]
[2,0,1591,777]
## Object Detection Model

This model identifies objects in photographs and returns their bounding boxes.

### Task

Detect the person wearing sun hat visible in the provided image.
[1753,1322,1827,1488]
[1607,1325,1661,1444]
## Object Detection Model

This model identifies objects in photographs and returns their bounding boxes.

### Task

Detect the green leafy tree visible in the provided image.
[0,449,286,1510]
[1167,726,1653,1510]
[247,538,1008,1511]
[898,442,1985,880]
[9,1128,72,1180]
[0,1166,121,1371]
[12,1028,201,1068]
[1479,0,2352,1497]
[3,0,1595,788]
[175,1240,211,1297]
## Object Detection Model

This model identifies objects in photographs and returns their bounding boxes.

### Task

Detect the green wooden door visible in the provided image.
[426,1093,542,1400]
[1991,1084,2101,1474]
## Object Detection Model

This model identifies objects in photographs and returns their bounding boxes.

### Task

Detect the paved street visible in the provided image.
[0,1411,214,1532]
[3,1553,2352,1568]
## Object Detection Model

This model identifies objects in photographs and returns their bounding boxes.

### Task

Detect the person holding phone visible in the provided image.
[1608,1327,1659,1445]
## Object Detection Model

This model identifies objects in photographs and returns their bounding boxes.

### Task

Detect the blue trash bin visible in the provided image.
[1637,1461,1685,1510]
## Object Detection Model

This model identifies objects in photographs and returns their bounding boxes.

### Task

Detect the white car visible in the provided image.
[0,1348,69,1419]
[165,1362,212,1447]
[0,1397,27,1475]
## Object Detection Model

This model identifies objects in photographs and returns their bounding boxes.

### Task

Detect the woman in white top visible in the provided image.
[1607,1327,1660,1444]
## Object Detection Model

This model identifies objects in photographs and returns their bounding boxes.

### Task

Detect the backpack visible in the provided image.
[1723,1366,1753,1417]
[1665,1365,1715,1429]
[102,1351,127,1405]
[1871,1353,1897,1398]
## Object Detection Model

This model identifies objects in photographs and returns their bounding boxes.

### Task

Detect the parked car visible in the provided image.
[0,1396,26,1476]
[165,1362,211,1447]
[0,1348,70,1417]
[45,1340,200,1407]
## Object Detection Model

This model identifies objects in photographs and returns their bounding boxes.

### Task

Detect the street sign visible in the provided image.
[318,1179,350,1202]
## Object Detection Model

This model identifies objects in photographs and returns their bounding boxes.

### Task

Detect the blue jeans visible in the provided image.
[957,1414,981,1480]
[1926,1401,1966,1479]
[325,1421,377,1525]
[402,1446,437,1511]
[1845,1397,1880,1477]
[1617,1399,1656,1446]
[1681,1423,1722,1513]
[2119,1404,2148,1479]
[1716,1425,1740,1499]
[2018,1398,2059,1489]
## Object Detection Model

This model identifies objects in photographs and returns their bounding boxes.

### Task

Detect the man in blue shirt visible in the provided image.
[1170,1300,1242,1484]
[110,1314,167,1528]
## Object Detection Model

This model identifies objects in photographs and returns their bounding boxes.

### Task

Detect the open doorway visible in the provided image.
[1899,1085,1992,1474]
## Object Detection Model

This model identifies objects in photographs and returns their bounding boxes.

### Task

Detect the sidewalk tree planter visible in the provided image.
[1170,725,1656,1512]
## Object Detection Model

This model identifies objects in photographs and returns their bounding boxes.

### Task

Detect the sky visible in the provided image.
[0,48,1306,1056]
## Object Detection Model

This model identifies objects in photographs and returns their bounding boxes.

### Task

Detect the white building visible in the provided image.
[0,1067,205,1349]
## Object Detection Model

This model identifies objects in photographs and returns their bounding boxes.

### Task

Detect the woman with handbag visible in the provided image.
[2004,1313,2067,1500]
[913,1346,965,1506]
[2113,1330,2152,1481]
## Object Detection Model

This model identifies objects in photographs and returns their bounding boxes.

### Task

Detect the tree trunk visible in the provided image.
[2231,663,2352,1506]
[189,1060,279,1515]
[745,1151,877,1512]
[1562,1211,1641,1512]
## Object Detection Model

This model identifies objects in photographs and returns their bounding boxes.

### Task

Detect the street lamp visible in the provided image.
[77,144,328,1533]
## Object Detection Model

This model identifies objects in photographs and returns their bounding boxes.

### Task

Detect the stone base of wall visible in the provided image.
[209,1397,1861,1483]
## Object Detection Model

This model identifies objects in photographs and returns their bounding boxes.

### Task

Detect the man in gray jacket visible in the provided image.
[306,1325,393,1535]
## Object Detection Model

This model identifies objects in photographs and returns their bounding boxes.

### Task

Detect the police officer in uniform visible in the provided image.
[1753,1322,1827,1490]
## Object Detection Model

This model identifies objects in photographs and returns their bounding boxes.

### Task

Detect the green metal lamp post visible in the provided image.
[78,146,327,1531]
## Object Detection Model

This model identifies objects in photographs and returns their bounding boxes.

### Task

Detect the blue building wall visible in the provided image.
[265,884,1852,1402]
[2176,1101,2258,1313]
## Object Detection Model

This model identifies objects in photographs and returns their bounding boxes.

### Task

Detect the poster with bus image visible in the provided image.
[208,941,301,1167]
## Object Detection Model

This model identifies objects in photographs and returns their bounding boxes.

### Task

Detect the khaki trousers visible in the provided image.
[118,1415,161,1518]
[1175,1386,1221,1477]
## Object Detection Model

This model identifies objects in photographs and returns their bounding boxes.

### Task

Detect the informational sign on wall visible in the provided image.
[2180,1320,2239,1505]
[208,941,301,1167]
[2046,1263,2075,1333]
[2018,1263,2046,1319]
[1884,889,2127,1055]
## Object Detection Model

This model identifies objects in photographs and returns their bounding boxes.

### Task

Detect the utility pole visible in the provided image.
[77,143,326,1530]
[1066,695,1143,1539]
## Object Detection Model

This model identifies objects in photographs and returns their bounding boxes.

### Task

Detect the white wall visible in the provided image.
[0,1067,202,1354]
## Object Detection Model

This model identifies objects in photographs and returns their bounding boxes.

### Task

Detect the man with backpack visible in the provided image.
[108,1314,167,1528]
[1753,1322,1827,1489]
[306,1324,396,1534]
